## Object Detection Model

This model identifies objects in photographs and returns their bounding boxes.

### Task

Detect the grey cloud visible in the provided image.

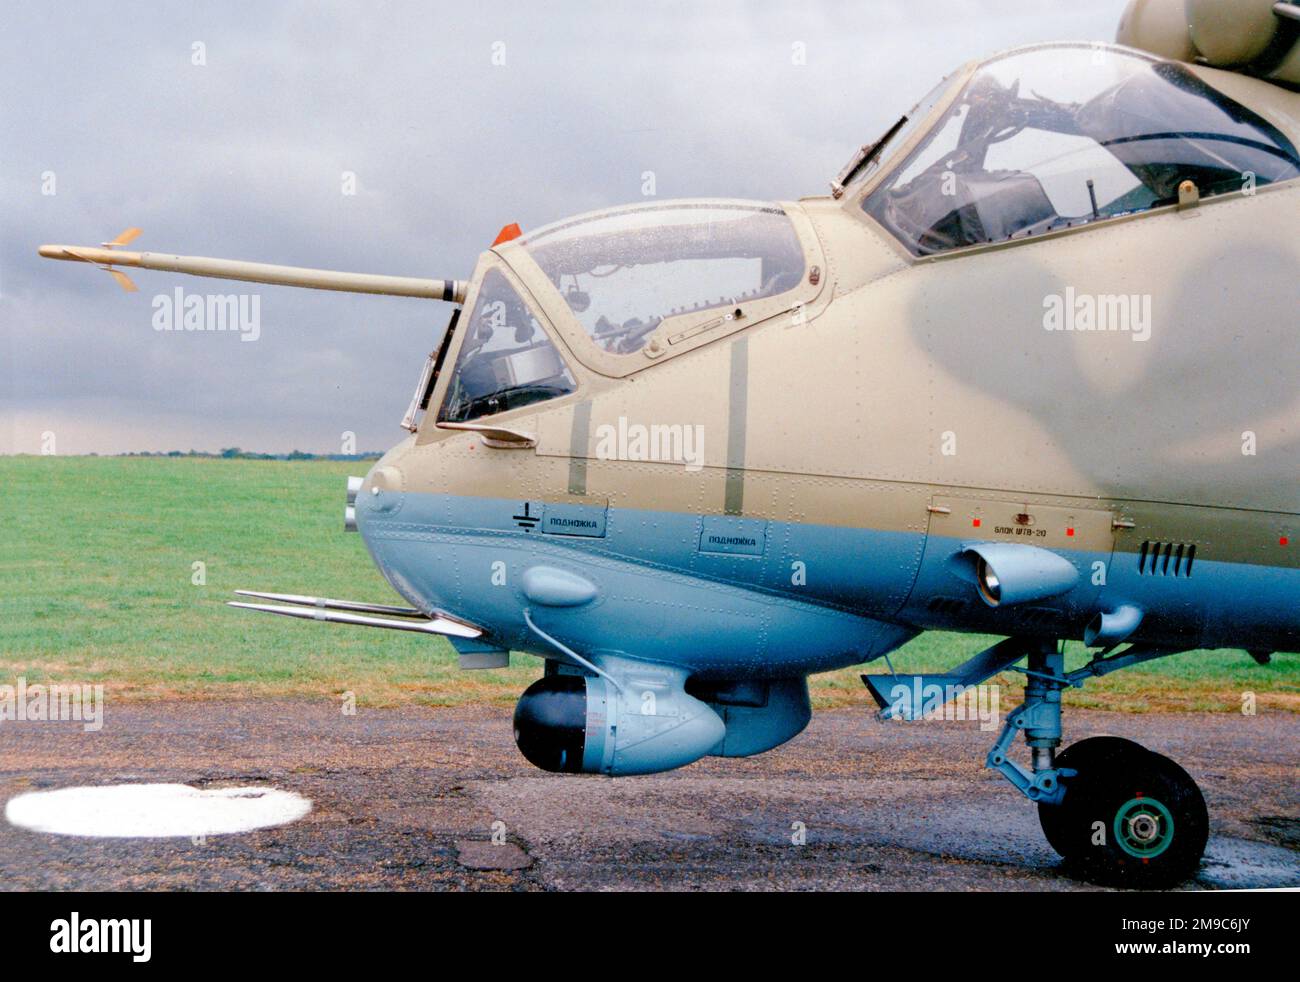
[2,0,1125,453]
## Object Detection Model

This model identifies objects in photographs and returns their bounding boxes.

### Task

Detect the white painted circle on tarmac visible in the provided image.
[3,783,312,838]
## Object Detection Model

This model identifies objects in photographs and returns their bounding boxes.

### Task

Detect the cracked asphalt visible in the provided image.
[0,700,1295,891]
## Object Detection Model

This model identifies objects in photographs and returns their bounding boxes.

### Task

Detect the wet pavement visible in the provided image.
[0,700,1295,891]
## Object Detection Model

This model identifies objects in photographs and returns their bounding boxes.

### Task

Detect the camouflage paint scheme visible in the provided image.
[36,0,1300,885]
[361,48,1298,682]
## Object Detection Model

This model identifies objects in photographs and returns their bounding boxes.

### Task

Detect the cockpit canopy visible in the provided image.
[429,199,811,426]
[420,43,1300,431]
[519,200,805,356]
[859,44,1300,255]
[437,268,576,424]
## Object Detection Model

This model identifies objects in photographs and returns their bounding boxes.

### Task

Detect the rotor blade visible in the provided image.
[227,601,483,639]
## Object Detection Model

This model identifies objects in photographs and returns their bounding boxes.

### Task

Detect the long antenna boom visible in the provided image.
[38,240,466,302]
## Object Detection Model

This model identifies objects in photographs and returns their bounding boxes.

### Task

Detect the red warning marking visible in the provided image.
[972,518,981,528]
[1066,527,1075,537]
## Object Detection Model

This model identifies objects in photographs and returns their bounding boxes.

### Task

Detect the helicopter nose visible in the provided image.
[351,463,405,532]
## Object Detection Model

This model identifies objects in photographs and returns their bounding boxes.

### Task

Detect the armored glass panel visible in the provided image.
[520,201,805,356]
[438,269,576,423]
[841,73,961,193]
[863,44,1300,255]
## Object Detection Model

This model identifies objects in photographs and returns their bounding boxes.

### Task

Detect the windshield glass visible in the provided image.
[863,44,1300,255]
[839,73,960,193]
[519,200,805,355]
[437,268,576,423]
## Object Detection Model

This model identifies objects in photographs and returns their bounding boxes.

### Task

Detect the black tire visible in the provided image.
[1037,736,1148,856]
[1040,741,1208,888]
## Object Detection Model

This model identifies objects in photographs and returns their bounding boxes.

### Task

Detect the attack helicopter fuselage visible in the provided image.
[38,10,1300,887]
[357,44,1300,691]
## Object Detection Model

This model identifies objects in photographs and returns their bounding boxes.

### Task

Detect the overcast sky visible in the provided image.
[2,0,1126,454]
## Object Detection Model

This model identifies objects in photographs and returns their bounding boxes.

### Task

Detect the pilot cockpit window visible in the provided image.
[520,201,805,355]
[437,268,576,423]
[838,74,959,194]
[862,44,1300,256]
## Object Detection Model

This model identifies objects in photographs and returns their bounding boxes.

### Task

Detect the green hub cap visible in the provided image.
[1114,796,1175,859]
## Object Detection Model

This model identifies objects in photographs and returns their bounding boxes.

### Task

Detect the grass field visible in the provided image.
[2,456,1296,713]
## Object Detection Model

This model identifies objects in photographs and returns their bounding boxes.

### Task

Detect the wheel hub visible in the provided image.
[1129,813,1159,842]
[1114,797,1175,859]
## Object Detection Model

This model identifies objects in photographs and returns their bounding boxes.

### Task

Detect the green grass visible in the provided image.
[2,456,1295,712]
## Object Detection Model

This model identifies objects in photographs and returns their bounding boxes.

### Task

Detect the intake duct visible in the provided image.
[513,663,725,776]
[960,542,1080,608]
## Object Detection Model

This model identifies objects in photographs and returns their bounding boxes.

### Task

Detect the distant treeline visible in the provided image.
[113,449,384,460]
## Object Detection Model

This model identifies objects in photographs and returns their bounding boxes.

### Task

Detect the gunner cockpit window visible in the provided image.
[437,269,576,423]
[863,44,1300,256]
[520,201,805,355]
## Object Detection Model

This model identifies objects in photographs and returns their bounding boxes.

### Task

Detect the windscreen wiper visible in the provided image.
[830,114,909,199]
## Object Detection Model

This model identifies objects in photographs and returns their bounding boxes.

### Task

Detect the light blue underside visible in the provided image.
[358,490,1300,678]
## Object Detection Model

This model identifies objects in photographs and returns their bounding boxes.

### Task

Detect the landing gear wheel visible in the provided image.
[1038,738,1208,888]
[1037,736,1147,855]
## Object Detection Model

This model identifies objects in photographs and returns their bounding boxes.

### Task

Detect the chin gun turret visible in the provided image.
[513,669,726,776]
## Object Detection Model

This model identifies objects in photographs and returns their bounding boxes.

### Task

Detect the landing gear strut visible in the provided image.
[863,636,1210,887]
[985,641,1208,888]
